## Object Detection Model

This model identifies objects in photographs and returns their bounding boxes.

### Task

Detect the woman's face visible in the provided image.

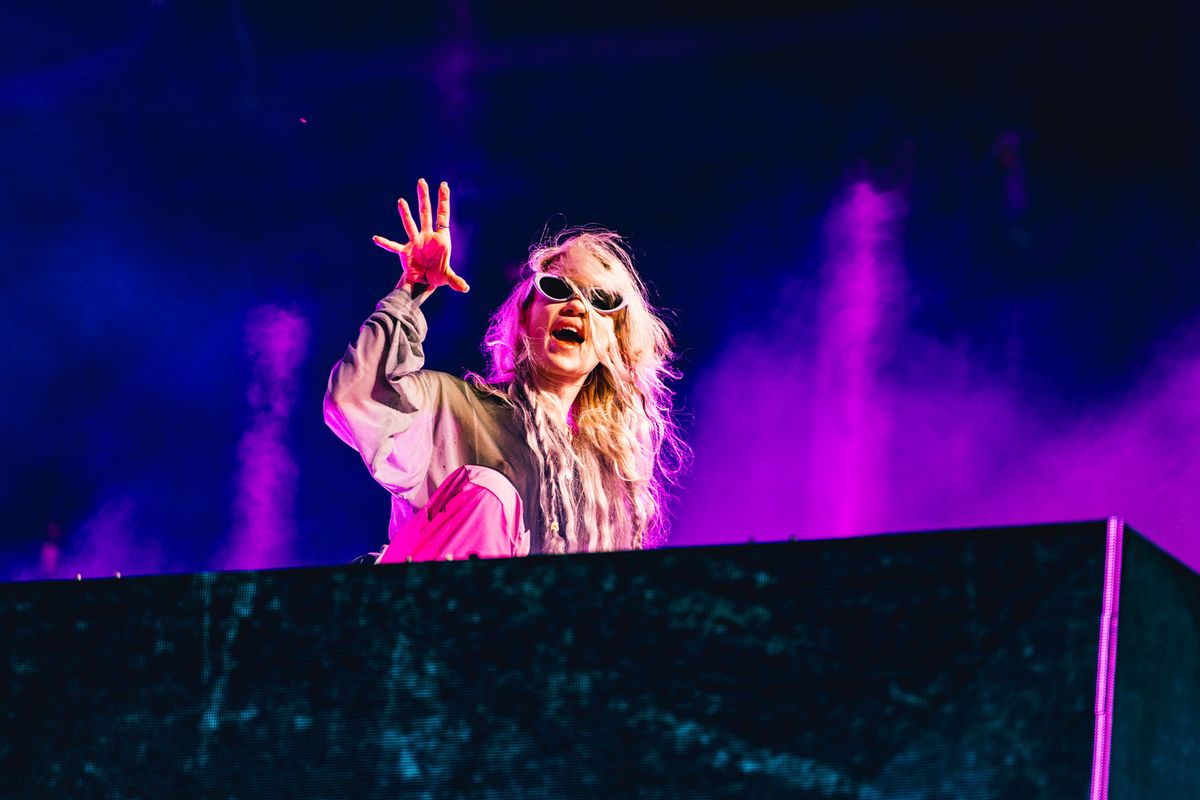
[523,268,619,388]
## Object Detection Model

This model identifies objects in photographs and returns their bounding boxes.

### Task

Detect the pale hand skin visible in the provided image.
[373,178,469,294]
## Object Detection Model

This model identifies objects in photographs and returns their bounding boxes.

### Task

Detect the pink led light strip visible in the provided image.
[1089,516,1123,800]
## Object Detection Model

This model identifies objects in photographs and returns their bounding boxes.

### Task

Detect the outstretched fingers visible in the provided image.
[416,177,433,232]
[397,198,419,242]
[383,179,462,290]
[372,234,405,254]
[435,181,450,231]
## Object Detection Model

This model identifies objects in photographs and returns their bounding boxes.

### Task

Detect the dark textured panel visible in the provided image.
[0,523,1108,798]
[1110,527,1200,799]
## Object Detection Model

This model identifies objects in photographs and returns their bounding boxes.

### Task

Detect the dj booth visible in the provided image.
[2,518,1196,798]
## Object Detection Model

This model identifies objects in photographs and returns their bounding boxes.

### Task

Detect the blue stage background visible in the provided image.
[2,3,1198,578]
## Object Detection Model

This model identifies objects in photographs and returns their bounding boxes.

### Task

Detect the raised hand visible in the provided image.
[373,178,469,293]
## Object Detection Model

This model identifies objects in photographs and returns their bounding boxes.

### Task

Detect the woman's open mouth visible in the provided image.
[551,320,585,344]
[552,328,584,344]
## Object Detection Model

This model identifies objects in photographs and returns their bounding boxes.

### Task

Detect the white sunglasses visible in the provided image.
[531,272,628,314]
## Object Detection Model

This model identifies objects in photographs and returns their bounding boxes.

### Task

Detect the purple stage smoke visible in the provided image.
[675,180,1200,573]
[221,305,309,571]
[20,497,164,581]
[806,182,904,536]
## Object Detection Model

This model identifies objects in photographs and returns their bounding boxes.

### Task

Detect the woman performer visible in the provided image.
[324,179,687,562]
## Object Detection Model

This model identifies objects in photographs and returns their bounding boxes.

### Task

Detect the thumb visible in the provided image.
[445,266,470,293]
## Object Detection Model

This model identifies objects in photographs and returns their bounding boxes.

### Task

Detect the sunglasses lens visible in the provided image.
[537,275,574,301]
[535,273,625,313]
[588,289,623,312]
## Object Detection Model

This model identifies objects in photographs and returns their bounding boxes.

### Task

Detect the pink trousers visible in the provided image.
[376,465,531,563]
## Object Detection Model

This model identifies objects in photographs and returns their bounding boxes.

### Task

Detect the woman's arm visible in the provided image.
[323,178,465,497]
[324,286,435,495]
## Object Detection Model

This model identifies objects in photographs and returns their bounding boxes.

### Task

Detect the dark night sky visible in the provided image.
[2,3,1198,577]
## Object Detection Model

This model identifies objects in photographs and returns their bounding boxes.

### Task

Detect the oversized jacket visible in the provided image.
[323,286,544,549]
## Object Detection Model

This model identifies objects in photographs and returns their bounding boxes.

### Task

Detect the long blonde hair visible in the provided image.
[473,228,688,553]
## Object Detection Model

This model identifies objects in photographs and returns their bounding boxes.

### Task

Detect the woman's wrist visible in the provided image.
[397,280,434,299]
